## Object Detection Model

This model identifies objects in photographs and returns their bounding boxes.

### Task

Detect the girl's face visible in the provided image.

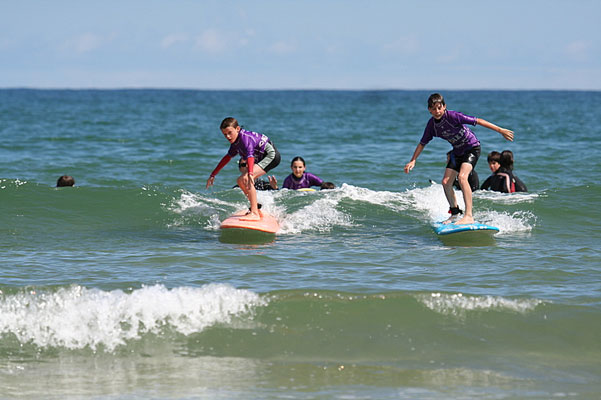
[489,161,500,173]
[291,160,305,178]
[221,126,240,144]
[428,102,446,120]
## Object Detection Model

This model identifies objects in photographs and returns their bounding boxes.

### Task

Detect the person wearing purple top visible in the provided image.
[282,156,325,190]
[206,117,281,220]
[404,93,514,225]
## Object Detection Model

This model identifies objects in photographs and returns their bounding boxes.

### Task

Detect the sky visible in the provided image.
[1,0,600,90]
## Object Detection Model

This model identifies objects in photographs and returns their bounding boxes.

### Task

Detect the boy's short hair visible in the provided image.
[487,151,501,164]
[56,175,75,187]
[220,117,239,130]
[428,93,445,108]
[320,182,335,190]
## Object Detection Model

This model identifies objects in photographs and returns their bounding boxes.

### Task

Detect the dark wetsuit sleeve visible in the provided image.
[481,175,493,190]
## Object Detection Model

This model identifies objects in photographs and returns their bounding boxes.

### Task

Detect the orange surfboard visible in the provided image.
[220,209,279,234]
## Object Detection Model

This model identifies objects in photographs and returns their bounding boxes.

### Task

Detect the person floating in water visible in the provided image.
[56,175,75,187]
[282,156,333,190]
[206,117,281,220]
[481,150,527,193]
[404,93,514,225]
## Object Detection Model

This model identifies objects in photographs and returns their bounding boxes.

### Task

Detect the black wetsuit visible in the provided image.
[481,167,527,193]
[233,179,277,191]
[453,169,480,192]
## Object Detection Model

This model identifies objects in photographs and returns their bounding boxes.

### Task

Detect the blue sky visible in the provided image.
[2,0,600,90]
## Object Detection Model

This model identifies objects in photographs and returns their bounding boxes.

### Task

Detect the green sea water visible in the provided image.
[1,89,600,399]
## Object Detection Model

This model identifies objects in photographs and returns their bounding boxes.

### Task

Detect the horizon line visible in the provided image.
[2,86,600,92]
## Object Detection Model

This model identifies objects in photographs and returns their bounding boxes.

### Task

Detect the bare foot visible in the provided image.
[454,216,474,225]
[241,212,261,221]
[442,215,458,225]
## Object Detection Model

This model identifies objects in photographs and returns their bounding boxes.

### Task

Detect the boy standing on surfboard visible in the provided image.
[206,117,281,221]
[404,93,514,225]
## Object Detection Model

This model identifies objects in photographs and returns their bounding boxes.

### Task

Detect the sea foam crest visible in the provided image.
[333,183,412,212]
[419,292,543,316]
[168,190,235,229]
[476,190,540,205]
[170,190,232,215]
[0,284,265,352]
[278,196,352,234]
[276,183,409,234]
[406,182,535,233]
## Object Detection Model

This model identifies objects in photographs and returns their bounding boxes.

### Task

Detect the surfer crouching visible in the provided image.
[206,117,281,220]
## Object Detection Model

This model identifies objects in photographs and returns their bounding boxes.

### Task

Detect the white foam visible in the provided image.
[169,190,233,215]
[476,189,540,205]
[0,284,266,352]
[419,292,543,316]
[167,183,535,234]
[333,183,413,213]
[404,182,453,221]
[278,197,352,234]
[405,183,536,233]
[167,190,241,229]
[274,184,413,234]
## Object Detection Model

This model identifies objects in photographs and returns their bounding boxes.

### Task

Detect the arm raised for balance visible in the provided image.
[477,118,514,142]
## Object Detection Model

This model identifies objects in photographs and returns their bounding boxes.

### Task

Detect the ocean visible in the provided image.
[1,89,600,399]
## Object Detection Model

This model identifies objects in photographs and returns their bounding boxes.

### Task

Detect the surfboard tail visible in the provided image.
[220,209,279,234]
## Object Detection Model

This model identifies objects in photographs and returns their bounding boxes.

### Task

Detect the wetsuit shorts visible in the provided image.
[257,141,281,173]
[446,146,481,173]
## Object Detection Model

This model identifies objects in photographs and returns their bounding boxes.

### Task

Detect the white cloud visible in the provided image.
[382,36,419,55]
[195,29,226,53]
[269,40,295,54]
[161,33,189,49]
[74,33,103,53]
[565,40,591,62]
[62,33,114,54]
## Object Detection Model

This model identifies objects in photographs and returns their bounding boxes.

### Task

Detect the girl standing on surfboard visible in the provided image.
[206,117,281,221]
[404,93,514,225]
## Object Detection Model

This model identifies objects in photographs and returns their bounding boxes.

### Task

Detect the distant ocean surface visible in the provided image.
[1,89,600,399]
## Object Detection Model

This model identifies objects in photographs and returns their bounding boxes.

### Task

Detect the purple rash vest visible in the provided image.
[227,128,270,161]
[282,172,324,190]
[419,110,480,156]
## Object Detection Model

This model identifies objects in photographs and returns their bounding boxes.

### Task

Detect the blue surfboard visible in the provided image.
[432,222,499,236]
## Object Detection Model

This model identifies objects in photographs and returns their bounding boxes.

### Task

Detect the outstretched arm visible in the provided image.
[206,154,232,188]
[477,118,514,141]
[404,143,425,173]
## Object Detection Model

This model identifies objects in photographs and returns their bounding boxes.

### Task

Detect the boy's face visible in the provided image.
[428,102,446,119]
[291,160,305,178]
[221,126,240,144]
[488,161,500,173]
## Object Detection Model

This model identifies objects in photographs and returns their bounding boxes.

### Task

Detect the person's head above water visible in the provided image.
[56,175,75,187]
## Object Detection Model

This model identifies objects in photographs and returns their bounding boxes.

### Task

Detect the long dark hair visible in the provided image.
[290,156,305,167]
[500,150,514,170]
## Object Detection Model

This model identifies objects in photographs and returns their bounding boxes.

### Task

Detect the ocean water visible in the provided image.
[1,89,600,399]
